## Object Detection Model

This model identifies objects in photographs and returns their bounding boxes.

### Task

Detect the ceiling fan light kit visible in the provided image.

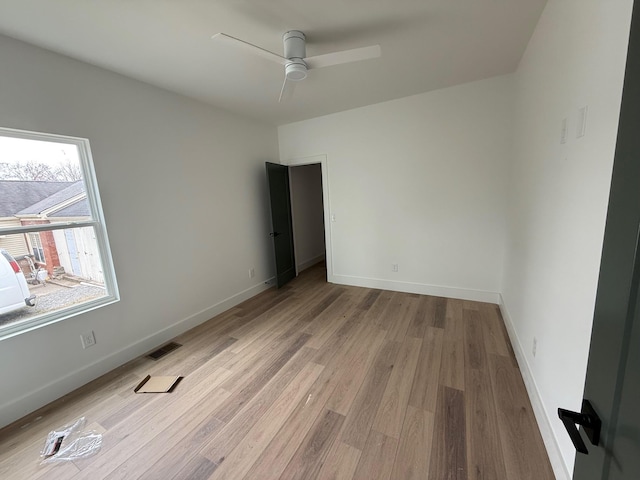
[212,29,381,102]
[283,31,308,81]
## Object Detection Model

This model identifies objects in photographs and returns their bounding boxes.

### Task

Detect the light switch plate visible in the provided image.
[577,106,588,138]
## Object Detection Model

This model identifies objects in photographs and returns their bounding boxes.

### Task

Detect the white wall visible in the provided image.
[290,164,325,272]
[279,76,514,303]
[502,0,633,477]
[0,35,278,427]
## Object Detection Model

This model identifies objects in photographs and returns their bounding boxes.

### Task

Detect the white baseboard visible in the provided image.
[332,274,500,304]
[0,278,275,429]
[498,295,571,480]
[297,254,325,273]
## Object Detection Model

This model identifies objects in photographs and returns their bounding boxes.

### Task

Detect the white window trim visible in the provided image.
[28,232,45,263]
[0,127,119,340]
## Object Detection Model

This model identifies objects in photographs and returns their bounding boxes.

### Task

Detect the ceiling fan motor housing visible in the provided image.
[283,30,307,81]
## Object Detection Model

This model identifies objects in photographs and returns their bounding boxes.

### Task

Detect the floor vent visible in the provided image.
[147,342,182,360]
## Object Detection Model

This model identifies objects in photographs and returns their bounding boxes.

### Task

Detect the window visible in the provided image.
[0,128,119,338]
[28,233,45,263]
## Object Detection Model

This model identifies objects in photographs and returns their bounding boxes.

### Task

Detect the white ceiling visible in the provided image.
[0,0,547,126]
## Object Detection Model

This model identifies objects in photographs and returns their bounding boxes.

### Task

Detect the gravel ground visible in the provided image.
[0,283,105,327]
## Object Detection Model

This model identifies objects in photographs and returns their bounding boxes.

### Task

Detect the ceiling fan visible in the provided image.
[212,30,381,102]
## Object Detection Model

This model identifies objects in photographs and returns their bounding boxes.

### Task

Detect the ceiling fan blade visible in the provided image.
[211,33,288,65]
[305,45,381,70]
[278,76,296,103]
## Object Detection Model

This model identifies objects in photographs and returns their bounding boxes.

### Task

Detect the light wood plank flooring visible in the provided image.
[0,264,555,479]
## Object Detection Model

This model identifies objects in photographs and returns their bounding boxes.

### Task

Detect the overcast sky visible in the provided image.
[0,136,79,167]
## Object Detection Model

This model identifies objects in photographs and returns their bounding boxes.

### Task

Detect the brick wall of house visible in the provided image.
[39,230,60,274]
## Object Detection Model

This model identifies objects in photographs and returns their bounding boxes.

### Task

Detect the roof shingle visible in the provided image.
[0,181,73,217]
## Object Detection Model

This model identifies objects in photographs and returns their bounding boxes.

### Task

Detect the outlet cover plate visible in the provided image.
[81,331,96,349]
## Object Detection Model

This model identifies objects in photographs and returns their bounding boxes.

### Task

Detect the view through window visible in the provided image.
[0,128,118,338]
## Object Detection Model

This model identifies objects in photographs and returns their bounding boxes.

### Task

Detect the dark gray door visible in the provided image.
[266,162,296,288]
[563,3,640,478]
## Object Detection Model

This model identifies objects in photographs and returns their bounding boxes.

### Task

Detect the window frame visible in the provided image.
[28,232,46,263]
[0,127,119,340]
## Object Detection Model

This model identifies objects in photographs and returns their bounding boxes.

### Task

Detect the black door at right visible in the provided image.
[560,2,640,478]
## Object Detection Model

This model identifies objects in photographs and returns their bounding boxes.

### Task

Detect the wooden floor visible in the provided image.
[0,264,555,479]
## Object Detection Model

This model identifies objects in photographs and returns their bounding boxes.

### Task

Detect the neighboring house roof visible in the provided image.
[49,199,90,217]
[18,181,88,216]
[0,181,73,217]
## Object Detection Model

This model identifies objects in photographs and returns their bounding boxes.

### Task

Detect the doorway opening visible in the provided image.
[289,163,326,277]
[266,155,332,288]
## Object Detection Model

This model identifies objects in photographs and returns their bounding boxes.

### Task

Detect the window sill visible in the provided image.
[0,294,120,342]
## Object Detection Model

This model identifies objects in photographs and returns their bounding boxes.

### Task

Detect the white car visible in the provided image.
[0,249,36,315]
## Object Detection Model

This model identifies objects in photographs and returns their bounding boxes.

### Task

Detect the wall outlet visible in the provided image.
[392,263,399,272]
[532,337,537,357]
[81,331,96,349]
[249,267,255,279]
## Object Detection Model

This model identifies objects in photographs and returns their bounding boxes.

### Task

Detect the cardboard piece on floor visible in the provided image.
[134,375,183,393]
